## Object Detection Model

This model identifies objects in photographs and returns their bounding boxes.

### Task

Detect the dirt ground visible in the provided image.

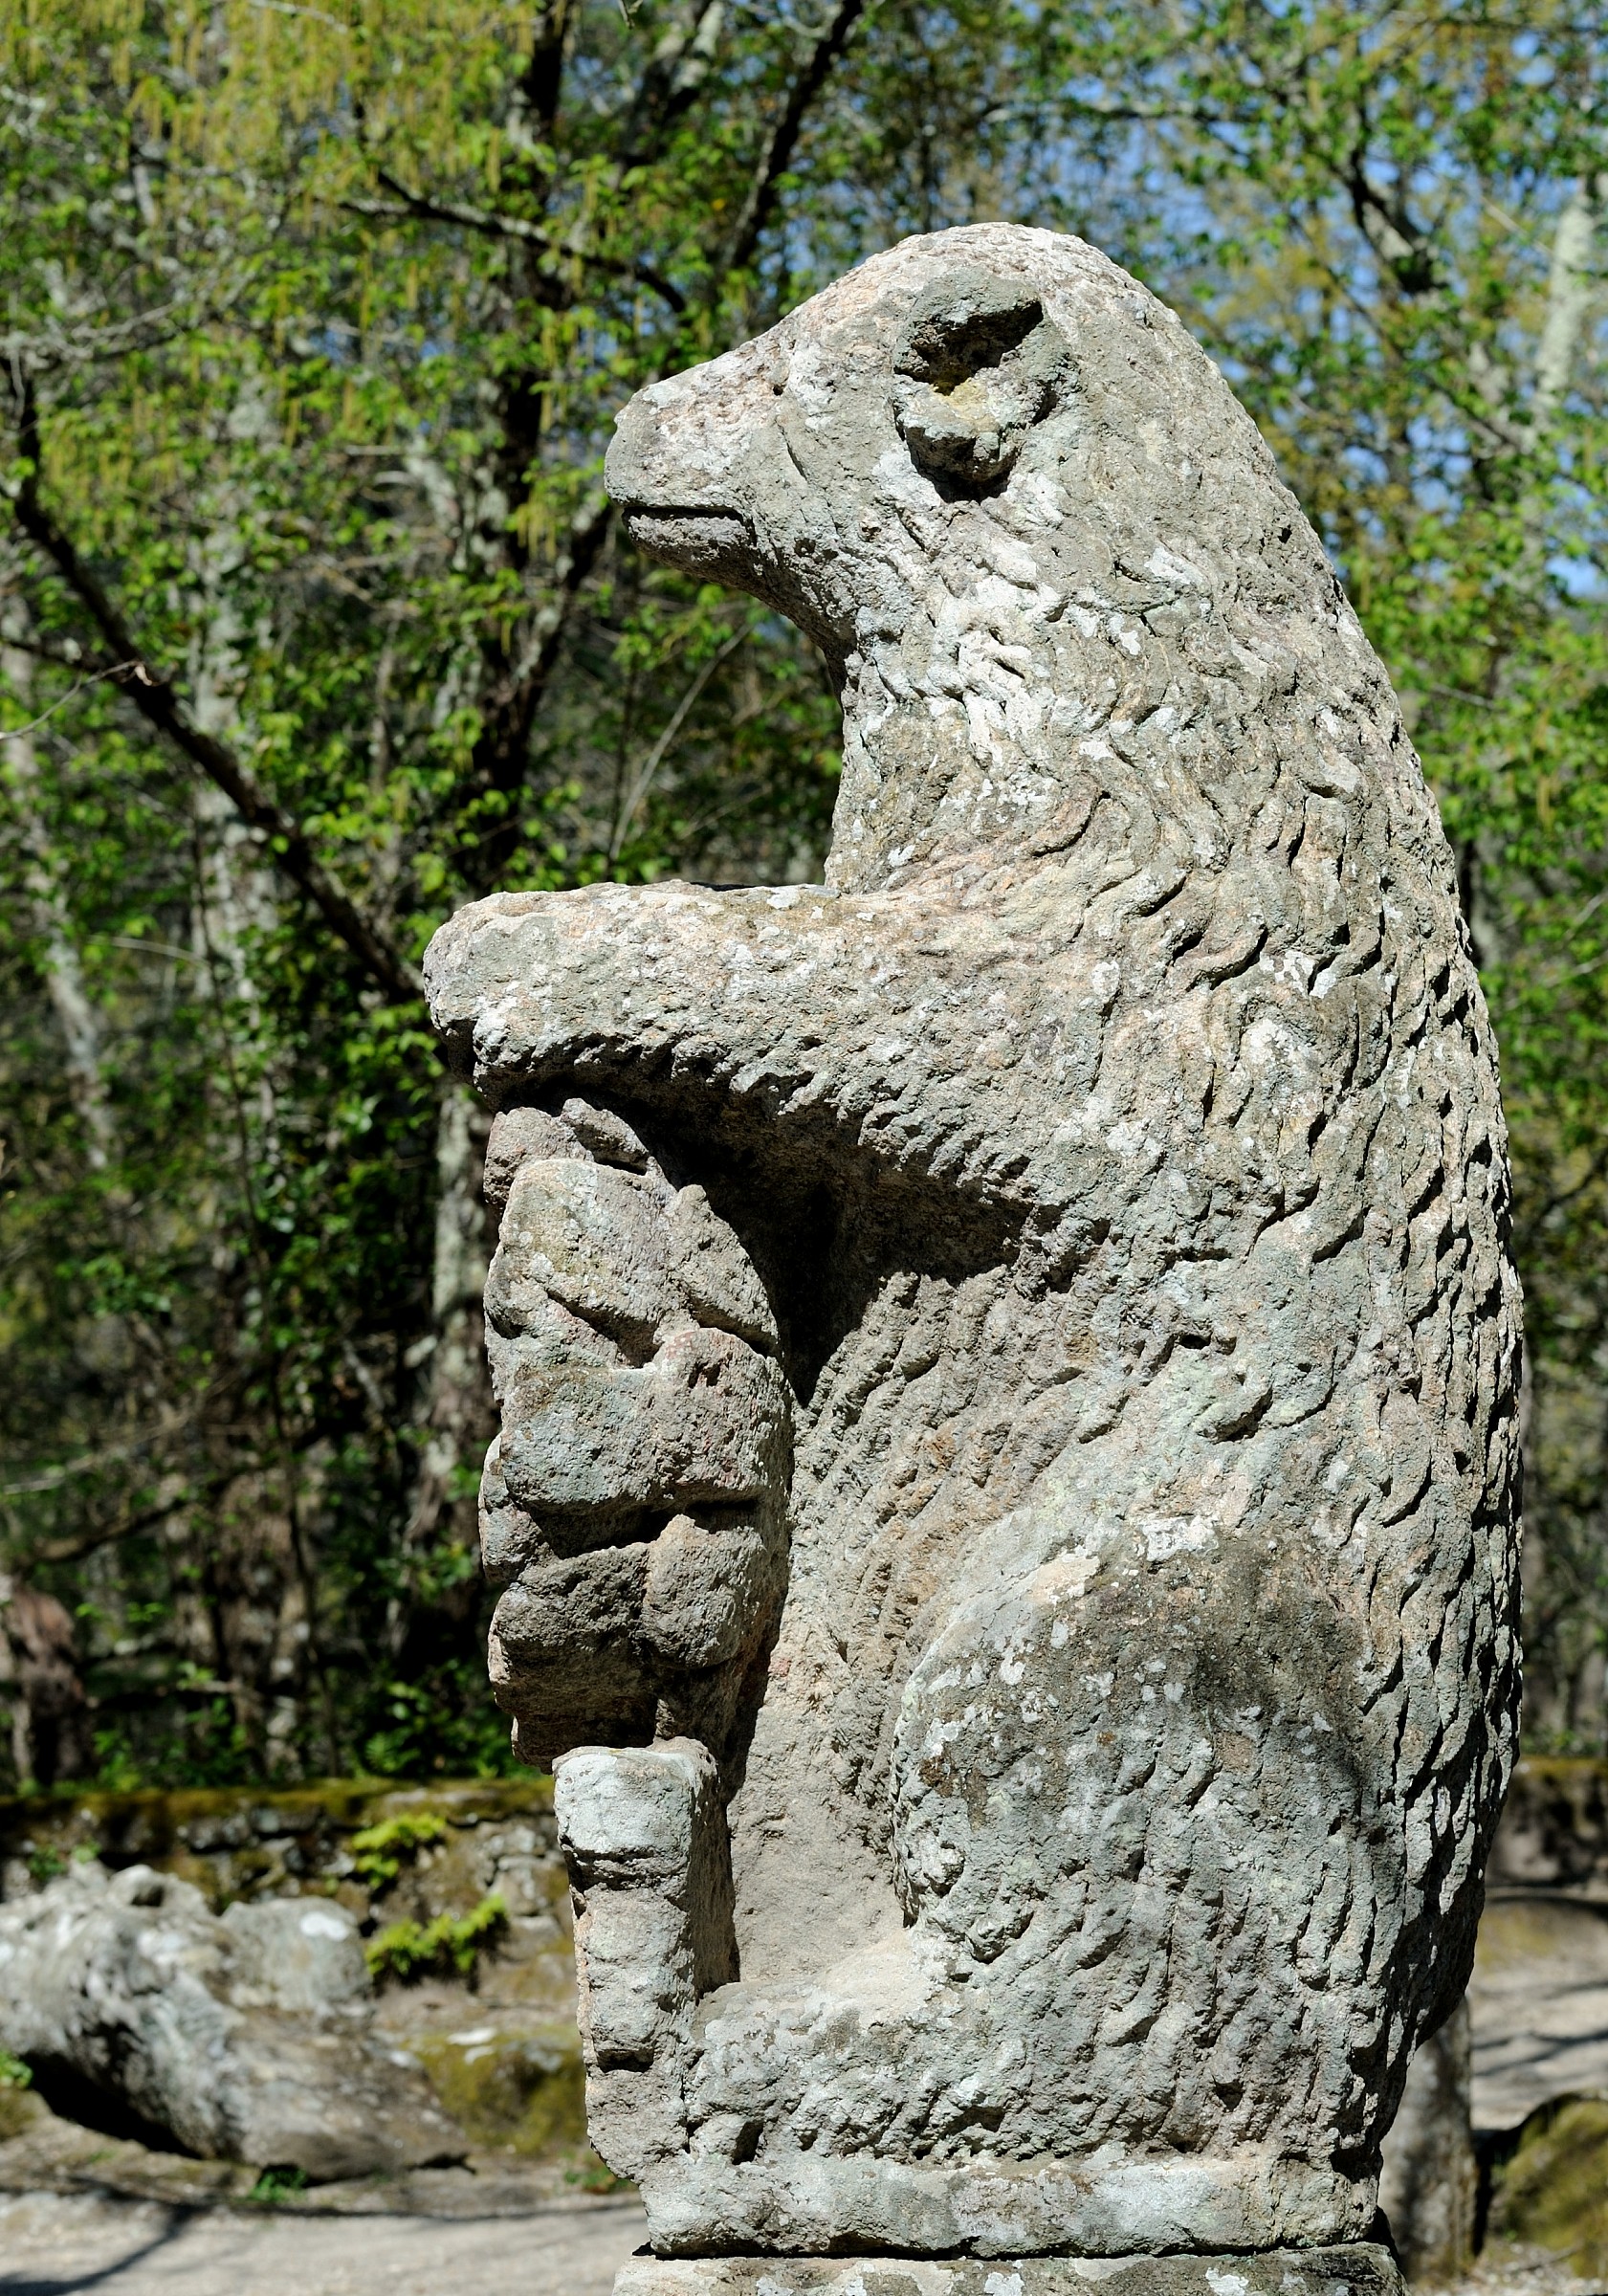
[0,2187,648,2296]
[1454,2248,1608,2296]
[0,2206,1603,2296]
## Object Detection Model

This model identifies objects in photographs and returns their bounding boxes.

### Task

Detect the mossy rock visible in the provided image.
[0,1777,586,2170]
[1487,2095,1608,2277]
[411,2025,586,2154]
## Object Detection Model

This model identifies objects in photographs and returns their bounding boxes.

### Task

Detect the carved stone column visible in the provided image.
[426,223,1522,2294]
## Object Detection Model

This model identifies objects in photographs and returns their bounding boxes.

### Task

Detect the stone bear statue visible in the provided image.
[426,224,1521,2274]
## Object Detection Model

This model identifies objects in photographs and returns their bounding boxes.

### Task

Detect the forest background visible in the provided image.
[1,0,1604,1789]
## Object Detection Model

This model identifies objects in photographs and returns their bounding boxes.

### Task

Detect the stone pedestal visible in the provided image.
[614,2246,1404,2296]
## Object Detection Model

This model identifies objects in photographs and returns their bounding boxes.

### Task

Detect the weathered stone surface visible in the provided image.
[0,1862,466,2177]
[425,223,1522,2261]
[221,1892,372,2013]
[477,1102,793,1770]
[613,2246,1404,2296]
[558,1737,738,2178]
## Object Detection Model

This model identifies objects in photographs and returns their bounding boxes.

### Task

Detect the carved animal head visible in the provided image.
[608,252,1081,611]
[606,224,1320,894]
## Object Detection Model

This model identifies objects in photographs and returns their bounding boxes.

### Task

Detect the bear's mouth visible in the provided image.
[620,504,752,568]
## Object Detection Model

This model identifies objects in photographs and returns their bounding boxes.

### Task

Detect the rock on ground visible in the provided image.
[0,1774,589,2166]
[0,1862,464,2178]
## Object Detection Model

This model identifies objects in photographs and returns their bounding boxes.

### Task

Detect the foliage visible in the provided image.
[0,0,1605,1766]
[246,2165,309,2205]
[0,2051,33,2090]
[348,1809,448,1890]
[365,1890,508,1983]
[358,1664,519,1784]
[0,0,854,1785]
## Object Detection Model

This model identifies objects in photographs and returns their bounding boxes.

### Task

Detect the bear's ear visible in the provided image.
[892,269,1069,493]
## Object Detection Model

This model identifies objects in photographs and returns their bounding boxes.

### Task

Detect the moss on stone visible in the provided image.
[410,2028,586,2155]
[0,1777,557,1913]
[0,2084,43,2145]
[1487,2096,1608,2277]
[0,1775,554,1850]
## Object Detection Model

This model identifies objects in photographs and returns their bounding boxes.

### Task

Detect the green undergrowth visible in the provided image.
[365,1891,508,1983]
[247,2166,309,2206]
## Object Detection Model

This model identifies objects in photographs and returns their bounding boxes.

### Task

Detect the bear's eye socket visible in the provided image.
[895,281,1045,395]
[892,268,1070,497]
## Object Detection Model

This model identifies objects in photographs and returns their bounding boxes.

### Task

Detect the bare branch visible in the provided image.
[0,658,138,740]
[18,1495,192,1567]
[6,379,422,1004]
[1344,144,1441,298]
[354,170,688,312]
[0,260,264,379]
[0,1412,204,1499]
[720,0,869,279]
[617,0,727,176]
[608,623,748,860]
[243,0,351,31]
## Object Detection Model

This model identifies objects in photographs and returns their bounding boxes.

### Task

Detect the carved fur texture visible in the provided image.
[426,224,1522,2261]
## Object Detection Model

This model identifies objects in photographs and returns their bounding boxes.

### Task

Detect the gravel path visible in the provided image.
[0,2190,648,2296]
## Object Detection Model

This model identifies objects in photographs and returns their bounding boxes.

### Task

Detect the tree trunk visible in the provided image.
[1534,172,1605,421]
[0,1575,93,1786]
[390,1082,496,1657]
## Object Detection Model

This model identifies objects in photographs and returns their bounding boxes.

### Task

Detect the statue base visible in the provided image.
[614,2244,1403,2296]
